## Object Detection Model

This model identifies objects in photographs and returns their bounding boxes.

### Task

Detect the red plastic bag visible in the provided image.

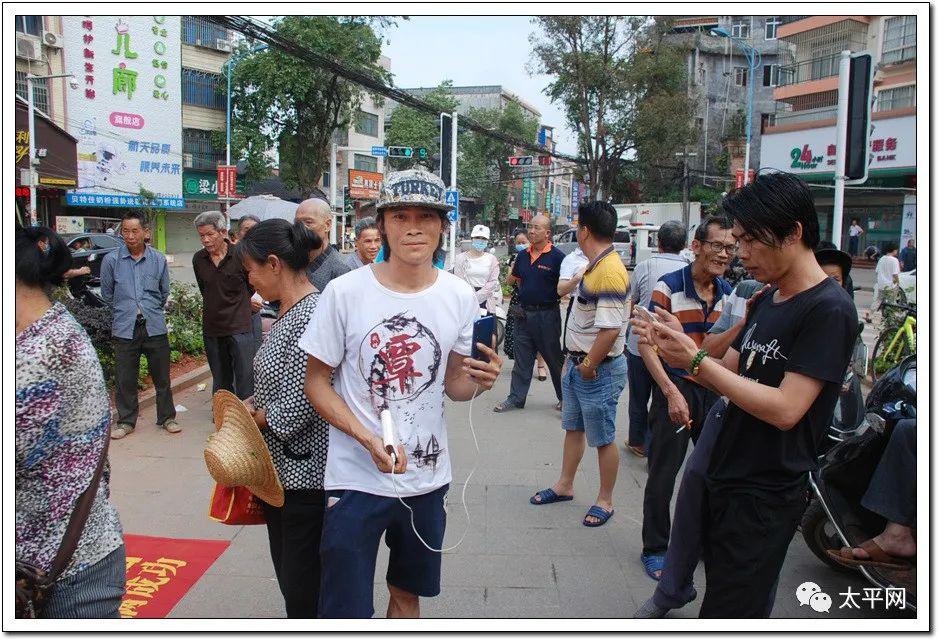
[208,483,266,525]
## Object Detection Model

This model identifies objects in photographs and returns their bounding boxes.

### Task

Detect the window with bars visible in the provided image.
[731,16,751,39]
[734,67,748,87]
[876,85,916,112]
[882,16,916,65]
[354,154,378,172]
[765,16,781,40]
[15,71,49,113]
[355,110,379,137]
[763,64,779,87]
[183,128,224,170]
[182,68,226,109]
[16,16,42,36]
[181,16,230,49]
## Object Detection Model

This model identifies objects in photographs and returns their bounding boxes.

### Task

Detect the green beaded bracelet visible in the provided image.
[690,349,709,376]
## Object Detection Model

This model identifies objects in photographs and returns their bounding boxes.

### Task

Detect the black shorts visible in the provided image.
[318,484,449,618]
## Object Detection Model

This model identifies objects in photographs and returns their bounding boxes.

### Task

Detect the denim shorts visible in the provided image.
[318,485,448,618]
[561,354,628,447]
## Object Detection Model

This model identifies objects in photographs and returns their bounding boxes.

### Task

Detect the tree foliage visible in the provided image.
[228,16,392,197]
[458,101,539,229]
[383,81,459,171]
[529,16,695,201]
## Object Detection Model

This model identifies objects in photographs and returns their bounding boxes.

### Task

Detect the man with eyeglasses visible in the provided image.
[638,214,734,582]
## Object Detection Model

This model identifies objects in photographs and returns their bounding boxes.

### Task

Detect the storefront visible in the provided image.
[760,113,916,251]
[15,97,79,227]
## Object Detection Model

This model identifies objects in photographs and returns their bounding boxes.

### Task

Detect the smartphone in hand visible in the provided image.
[633,305,661,325]
[471,315,497,363]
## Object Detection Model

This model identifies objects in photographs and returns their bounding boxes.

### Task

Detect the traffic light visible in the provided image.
[440,113,453,187]
[416,147,428,160]
[388,146,413,158]
[508,156,533,166]
[537,155,552,166]
[343,186,352,213]
[844,52,873,182]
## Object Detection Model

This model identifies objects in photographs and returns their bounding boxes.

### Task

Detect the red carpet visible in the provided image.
[120,534,230,618]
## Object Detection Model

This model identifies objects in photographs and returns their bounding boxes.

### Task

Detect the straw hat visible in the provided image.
[204,390,284,508]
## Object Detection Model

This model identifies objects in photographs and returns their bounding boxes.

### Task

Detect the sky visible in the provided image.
[381,16,577,153]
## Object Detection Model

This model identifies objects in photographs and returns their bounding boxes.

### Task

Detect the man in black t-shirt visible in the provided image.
[631,172,857,618]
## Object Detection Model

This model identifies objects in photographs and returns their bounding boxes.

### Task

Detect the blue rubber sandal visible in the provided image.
[641,552,665,581]
[530,488,574,505]
[582,505,614,527]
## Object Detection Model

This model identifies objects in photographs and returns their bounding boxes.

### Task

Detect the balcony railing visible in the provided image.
[778,55,842,86]
[774,105,837,127]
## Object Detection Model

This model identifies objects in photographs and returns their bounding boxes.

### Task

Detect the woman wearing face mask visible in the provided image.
[452,224,501,316]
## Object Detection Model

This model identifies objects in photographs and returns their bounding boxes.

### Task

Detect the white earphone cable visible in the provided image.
[387,384,480,553]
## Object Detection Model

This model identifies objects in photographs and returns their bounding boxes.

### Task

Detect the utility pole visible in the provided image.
[675,148,698,229]
[446,111,458,269]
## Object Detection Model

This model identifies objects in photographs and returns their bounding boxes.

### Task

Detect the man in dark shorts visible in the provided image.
[301,169,502,618]
[632,171,857,617]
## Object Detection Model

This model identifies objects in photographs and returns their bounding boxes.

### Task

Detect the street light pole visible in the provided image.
[223,43,268,221]
[26,72,75,226]
[710,28,761,185]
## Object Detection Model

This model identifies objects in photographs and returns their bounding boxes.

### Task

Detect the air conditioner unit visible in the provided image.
[41,31,63,48]
[183,153,194,168]
[16,34,42,62]
[216,39,232,52]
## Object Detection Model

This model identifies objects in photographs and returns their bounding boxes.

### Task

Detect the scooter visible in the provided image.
[801,354,917,610]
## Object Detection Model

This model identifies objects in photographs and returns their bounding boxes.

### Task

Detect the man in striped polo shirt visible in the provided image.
[639,214,734,581]
[530,201,629,527]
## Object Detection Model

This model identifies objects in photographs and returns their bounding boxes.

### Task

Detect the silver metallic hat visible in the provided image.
[376,168,454,213]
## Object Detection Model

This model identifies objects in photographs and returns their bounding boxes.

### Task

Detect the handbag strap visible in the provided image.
[44,435,110,584]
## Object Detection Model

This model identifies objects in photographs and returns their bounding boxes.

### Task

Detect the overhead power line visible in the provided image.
[201,15,586,166]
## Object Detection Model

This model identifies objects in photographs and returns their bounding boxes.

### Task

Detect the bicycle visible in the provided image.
[870,302,916,381]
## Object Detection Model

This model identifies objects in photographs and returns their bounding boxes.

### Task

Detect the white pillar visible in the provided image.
[447,112,458,269]
[27,75,38,226]
[831,51,852,249]
[329,142,338,245]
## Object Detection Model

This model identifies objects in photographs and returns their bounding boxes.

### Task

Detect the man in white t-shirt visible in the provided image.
[848,218,864,257]
[867,240,901,322]
[301,168,503,619]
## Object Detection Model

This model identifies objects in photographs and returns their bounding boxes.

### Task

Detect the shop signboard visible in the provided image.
[348,169,383,200]
[62,16,183,208]
[759,115,915,176]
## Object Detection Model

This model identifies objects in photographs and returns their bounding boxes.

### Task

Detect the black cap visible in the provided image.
[815,247,852,279]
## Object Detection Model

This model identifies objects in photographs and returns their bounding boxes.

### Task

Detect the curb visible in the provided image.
[138,363,212,411]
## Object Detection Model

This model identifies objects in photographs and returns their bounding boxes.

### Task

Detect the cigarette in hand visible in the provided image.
[675,419,693,434]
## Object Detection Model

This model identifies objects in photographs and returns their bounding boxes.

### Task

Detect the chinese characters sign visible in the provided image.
[63,16,183,207]
[348,169,383,200]
[119,534,230,619]
[760,115,915,176]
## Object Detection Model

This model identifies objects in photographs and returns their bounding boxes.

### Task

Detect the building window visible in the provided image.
[734,67,748,87]
[764,16,781,40]
[15,16,42,36]
[355,110,379,137]
[183,128,224,170]
[882,16,916,65]
[876,85,916,112]
[354,153,378,173]
[731,16,750,39]
[760,113,776,132]
[15,71,49,113]
[763,64,779,87]
[182,68,226,109]
[182,16,230,49]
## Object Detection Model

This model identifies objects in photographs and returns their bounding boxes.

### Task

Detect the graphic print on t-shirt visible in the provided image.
[740,322,789,378]
[358,312,446,470]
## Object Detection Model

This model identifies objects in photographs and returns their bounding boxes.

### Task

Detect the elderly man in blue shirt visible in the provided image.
[100,211,179,439]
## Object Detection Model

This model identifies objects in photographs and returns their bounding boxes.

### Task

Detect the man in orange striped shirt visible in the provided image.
[638,215,734,582]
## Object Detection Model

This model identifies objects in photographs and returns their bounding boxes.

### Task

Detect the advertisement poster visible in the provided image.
[62,16,184,208]
[348,169,383,200]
